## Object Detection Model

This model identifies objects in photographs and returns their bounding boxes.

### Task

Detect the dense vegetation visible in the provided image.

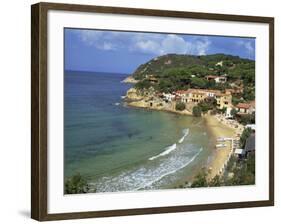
[189,153,255,188]
[197,98,217,114]
[192,106,202,117]
[132,53,255,101]
[64,173,90,194]
[239,128,253,148]
[224,153,255,185]
[175,102,186,111]
[188,128,255,188]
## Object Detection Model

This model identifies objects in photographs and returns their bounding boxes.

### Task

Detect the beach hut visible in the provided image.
[234,148,245,159]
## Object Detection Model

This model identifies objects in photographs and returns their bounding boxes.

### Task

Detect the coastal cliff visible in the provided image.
[125,87,192,115]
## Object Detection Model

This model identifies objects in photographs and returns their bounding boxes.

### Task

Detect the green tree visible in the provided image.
[239,113,255,125]
[192,106,202,117]
[209,175,222,187]
[242,69,255,86]
[135,79,152,90]
[157,79,173,92]
[227,155,255,186]
[239,128,252,148]
[230,108,238,117]
[232,96,244,106]
[65,173,90,194]
[206,79,216,89]
[221,107,227,114]
[243,87,255,101]
[175,102,186,111]
[190,169,208,188]
[190,77,208,88]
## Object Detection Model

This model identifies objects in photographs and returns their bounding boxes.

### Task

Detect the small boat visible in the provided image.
[224,137,233,141]
[114,102,120,106]
[217,137,226,142]
[216,144,227,148]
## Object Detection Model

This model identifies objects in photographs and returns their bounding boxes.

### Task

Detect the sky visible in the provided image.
[64,28,255,74]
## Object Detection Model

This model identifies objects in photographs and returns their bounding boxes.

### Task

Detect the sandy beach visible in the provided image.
[125,99,241,182]
[204,115,238,179]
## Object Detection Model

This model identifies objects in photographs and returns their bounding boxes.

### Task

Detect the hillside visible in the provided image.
[132,54,204,80]
[130,54,255,101]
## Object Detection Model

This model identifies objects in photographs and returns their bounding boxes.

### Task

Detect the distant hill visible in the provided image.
[132,53,254,80]
[130,54,255,101]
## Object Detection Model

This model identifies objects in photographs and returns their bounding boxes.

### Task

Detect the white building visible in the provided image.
[163,93,175,102]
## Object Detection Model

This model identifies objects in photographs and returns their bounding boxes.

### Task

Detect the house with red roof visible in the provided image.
[236,102,255,114]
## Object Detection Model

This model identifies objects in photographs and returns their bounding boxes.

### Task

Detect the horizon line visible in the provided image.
[65,69,130,75]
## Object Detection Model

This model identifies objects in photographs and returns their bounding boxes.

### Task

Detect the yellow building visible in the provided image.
[189,90,207,103]
[175,89,233,112]
[215,91,232,109]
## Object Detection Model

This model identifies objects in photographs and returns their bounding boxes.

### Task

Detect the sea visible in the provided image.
[64,71,214,193]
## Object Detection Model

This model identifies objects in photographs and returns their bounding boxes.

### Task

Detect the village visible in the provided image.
[126,73,255,120]
[125,68,255,184]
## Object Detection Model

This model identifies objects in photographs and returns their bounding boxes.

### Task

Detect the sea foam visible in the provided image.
[148,143,177,161]
[178,128,189,143]
[93,147,204,192]
[137,147,203,190]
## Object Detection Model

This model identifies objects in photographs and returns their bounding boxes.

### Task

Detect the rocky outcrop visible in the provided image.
[122,76,138,84]
[124,87,192,116]
[126,88,143,101]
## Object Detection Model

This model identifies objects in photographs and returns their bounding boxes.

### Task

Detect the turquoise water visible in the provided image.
[64,71,212,193]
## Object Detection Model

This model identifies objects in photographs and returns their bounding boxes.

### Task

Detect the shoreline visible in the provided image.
[123,100,242,185]
[204,115,239,180]
[124,101,193,116]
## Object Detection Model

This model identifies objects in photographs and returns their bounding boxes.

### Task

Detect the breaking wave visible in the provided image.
[148,128,189,161]
[148,144,177,161]
[93,147,203,192]
[136,147,203,190]
[178,128,189,143]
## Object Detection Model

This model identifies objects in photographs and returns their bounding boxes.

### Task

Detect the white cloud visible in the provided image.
[160,34,192,54]
[131,34,210,56]
[79,30,103,45]
[98,42,116,51]
[74,29,210,55]
[77,30,116,51]
[237,40,255,57]
[195,38,211,55]
[134,39,160,54]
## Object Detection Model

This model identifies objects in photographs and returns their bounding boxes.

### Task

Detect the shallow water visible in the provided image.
[64,71,211,193]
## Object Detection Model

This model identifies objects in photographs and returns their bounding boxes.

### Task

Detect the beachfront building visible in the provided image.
[245,124,256,131]
[215,91,232,110]
[236,102,255,114]
[172,89,233,118]
[188,89,207,103]
[183,89,219,103]
[162,93,175,102]
[175,90,190,103]
[234,148,246,159]
[174,89,233,114]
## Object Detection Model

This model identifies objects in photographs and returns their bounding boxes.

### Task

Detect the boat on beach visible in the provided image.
[217,137,233,142]
[216,143,227,148]
[217,137,226,142]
